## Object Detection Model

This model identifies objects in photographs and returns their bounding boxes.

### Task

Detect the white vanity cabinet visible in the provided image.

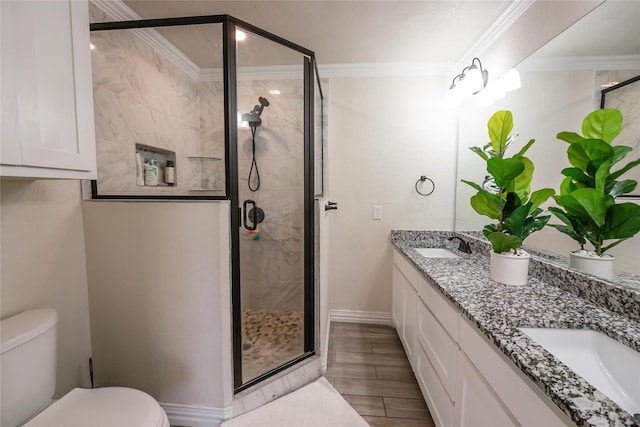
[391,248,572,427]
[1,0,97,179]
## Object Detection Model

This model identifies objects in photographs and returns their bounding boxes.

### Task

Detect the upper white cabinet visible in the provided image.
[1,0,96,179]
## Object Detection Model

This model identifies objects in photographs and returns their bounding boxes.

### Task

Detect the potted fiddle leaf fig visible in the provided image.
[462,110,555,286]
[548,108,640,280]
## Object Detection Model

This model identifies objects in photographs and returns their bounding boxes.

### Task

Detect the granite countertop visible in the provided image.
[391,230,640,427]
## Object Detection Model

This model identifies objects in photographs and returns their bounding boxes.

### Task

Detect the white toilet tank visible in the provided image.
[1,309,58,427]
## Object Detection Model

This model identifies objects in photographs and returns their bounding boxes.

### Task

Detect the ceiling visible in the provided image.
[529,0,640,59]
[121,0,509,67]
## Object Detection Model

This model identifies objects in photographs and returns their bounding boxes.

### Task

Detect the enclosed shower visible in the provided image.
[88,5,323,392]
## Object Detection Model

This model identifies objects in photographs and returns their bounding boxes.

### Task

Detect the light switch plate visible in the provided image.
[373,205,382,220]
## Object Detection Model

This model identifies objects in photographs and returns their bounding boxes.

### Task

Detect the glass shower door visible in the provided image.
[234,28,313,387]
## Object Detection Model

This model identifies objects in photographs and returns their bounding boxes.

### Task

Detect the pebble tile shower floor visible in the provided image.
[242,309,304,382]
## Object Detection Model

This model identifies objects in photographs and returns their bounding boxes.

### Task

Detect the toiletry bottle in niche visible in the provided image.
[135,152,144,186]
[145,159,159,186]
[165,160,175,186]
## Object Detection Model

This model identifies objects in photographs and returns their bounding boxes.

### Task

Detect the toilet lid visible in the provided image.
[24,387,169,427]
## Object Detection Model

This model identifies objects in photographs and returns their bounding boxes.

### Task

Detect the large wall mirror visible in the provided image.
[454,0,640,277]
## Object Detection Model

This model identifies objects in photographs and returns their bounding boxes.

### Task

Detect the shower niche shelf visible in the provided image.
[188,156,223,193]
[188,156,222,161]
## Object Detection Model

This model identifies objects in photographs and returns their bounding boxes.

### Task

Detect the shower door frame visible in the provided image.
[227,20,317,392]
[90,14,319,393]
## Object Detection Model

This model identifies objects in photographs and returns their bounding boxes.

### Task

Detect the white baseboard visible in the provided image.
[160,402,232,427]
[329,309,393,326]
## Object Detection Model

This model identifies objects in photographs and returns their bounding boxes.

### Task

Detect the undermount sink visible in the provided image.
[415,248,460,259]
[519,328,640,415]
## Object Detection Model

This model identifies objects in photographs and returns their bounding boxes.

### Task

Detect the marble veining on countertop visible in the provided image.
[391,230,640,427]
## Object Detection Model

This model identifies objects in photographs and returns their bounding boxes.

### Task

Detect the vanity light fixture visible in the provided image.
[446,57,489,109]
[236,30,247,41]
[474,68,521,108]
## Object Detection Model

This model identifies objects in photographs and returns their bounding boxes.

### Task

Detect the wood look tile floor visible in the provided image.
[324,322,435,426]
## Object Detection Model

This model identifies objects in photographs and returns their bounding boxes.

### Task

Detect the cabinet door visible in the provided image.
[392,265,404,330]
[1,1,95,173]
[416,301,457,400]
[454,352,518,427]
[392,264,417,364]
[403,281,416,364]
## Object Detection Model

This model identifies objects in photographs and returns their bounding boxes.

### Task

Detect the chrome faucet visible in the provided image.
[447,236,472,254]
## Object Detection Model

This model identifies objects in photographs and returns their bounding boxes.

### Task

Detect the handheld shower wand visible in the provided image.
[242,97,270,192]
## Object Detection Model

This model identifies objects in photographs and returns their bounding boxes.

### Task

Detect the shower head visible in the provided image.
[241,112,262,127]
[242,97,270,128]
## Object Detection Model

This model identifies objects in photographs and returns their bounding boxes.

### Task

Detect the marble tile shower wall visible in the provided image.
[90,3,304,311]
[89,3,217,195]
[237,79,305,312]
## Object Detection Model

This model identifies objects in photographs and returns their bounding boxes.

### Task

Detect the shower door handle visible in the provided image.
[243,199,257,231]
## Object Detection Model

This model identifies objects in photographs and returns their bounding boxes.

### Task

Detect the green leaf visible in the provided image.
[559,177,575,195]
[557,132,584,144]
[507,157,533,201]
[470,192,500,220]
[513,139,535,158]
[502,191,522,220]
[567,139,614,173]
[612,145,633,165]
[469,146,489,161]
[521,212,551,241]
[486,232,522,253]
[461,179,485,193]
[608,158,640,182]
[482,224,499,238]
[547,223,586,247]
[556,188,610,227]
[487,157,524,188]
[602,203,640,240]
[509,202,532,238]
[607,180,637,197]
[487,110,513,155]
[594,159,612,192]
[548,206,588,247]
[582,109,623,144]
[529,188,555,211]
[561,167,594,187]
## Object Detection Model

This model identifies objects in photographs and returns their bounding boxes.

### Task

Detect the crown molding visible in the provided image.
[318,62,454,78]
[456,0,535,68]
[91,0,201,80]
[519,55,640,72]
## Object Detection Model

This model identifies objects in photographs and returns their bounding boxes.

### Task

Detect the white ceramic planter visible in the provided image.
[490,250,531,286]
[569,251,615,281]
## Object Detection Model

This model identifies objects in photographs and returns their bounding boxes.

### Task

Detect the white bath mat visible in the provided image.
[222,377,369,427]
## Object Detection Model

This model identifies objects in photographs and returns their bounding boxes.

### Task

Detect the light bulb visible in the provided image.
[465,65,485,94]
[236,30,246,41]
[474,89,494,108]
[500,68,521,92]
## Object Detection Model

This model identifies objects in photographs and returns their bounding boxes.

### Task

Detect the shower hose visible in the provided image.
[248,126,260,192]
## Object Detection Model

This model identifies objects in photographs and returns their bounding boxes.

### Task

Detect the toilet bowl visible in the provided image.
[0,309,169,427]
[23,387,169,427]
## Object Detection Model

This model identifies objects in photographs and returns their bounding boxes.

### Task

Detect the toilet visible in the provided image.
[0,309,170,427]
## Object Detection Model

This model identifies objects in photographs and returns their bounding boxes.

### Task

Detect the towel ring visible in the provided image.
[415,176,435,196]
